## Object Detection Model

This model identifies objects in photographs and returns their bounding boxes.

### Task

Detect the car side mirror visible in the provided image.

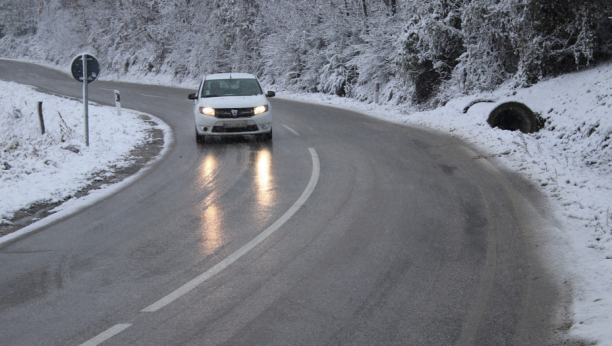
[266,91,276,98]
[188,93,198,100]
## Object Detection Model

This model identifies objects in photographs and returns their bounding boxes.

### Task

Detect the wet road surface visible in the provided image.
[0,60,561,345]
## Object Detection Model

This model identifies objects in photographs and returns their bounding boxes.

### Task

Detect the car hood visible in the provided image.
[197,95,269,109]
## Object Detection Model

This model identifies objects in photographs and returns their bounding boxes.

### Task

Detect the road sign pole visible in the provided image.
[83,53,89,147]
[71,53,99,147]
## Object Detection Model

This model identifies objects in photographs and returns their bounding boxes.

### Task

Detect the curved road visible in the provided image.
[0,60,560,345]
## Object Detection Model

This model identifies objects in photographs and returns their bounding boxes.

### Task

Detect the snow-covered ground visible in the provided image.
[1,62,611,344]
[0,80,170,241]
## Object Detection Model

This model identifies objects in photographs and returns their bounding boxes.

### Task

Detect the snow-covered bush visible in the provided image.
[395,0,464,104]
[259,0,363,96]
[512,0,612,85]
[454,0,517,92]
[348,16,403,103]
[1,0,611,108]
[0,0,39,37]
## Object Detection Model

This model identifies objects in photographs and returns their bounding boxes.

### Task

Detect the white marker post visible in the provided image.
[374,82,380,104]
[114,90,121,115]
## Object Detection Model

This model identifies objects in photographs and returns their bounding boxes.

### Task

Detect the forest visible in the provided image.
[1,0,611,108]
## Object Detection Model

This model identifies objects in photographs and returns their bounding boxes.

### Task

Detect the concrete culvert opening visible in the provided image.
[487,102,543,133]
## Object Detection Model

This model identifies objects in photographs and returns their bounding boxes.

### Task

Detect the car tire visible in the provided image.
[196,128,205,143]
[258,129,272,141]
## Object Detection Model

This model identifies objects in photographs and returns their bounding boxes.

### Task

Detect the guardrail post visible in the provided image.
[37,101,45,135]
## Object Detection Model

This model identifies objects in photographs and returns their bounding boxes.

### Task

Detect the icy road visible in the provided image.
[0,61,561,345]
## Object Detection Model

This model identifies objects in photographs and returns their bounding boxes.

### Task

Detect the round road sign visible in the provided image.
[71,54,100,83]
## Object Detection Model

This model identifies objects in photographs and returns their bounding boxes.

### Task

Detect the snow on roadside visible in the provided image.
[0,80,152,225]
[279,63,612,345]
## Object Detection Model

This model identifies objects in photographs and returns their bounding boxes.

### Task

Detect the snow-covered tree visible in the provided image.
[1,0,611,108]
[396,0,465,104]
[512,0,612,84]
[0,0,39,37]
[454,0,517,92]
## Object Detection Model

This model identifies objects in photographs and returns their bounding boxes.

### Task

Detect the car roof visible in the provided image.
[204,73,257,81]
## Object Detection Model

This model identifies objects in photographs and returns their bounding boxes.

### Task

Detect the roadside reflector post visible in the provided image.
[375,82,380,104]
[37,101,45,135]
[114,90,121,115]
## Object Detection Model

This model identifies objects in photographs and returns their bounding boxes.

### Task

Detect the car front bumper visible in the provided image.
[195,113,272,136]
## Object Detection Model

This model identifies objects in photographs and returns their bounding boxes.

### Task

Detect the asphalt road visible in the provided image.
[0,60,562,345]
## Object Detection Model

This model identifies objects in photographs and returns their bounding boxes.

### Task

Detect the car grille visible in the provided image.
[212,125,259,133]
[215,108,254,119]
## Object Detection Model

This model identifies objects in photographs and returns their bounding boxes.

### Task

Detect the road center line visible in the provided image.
[282,124,300,136]
[142,147,320,312]
[79,324,132,346]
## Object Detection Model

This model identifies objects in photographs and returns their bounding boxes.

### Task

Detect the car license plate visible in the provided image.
[223,121,247,128]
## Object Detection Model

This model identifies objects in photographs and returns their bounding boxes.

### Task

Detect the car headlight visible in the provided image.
[200,107,215,116]
[254,105,268,115]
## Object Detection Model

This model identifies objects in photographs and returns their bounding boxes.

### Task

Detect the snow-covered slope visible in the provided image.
[0,81,156,223]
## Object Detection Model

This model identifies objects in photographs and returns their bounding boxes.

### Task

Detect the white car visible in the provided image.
[188,73,275,143]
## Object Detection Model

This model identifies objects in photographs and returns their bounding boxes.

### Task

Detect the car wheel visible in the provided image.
[196,128,205,143]
[258,129,272,141]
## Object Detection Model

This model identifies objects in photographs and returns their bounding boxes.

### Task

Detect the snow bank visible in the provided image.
[280,62,612,345]
[0,81,151,223]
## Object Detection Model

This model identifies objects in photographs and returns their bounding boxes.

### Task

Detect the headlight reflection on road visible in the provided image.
[197,154,224,256]
[195,149,275,255]
[199,203,224,256]
[198,154,218,187]
[256,148,275,208]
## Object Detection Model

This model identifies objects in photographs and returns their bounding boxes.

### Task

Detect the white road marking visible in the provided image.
[79,324,132,346]
[78,148,319,344]
[141,93,164,99]
[142,147,320,312]
[282,124,300,136]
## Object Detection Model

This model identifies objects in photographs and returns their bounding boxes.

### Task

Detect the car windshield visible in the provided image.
[201,79,263,97]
